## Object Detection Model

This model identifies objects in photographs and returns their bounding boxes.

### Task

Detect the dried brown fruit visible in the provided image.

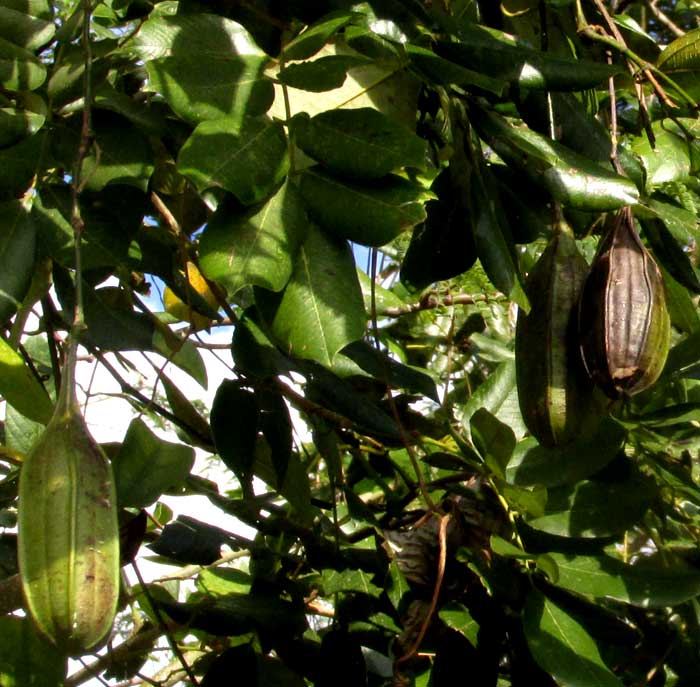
[579,207,671,398]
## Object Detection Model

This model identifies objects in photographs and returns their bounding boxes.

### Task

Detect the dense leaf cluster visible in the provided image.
[1,0,700,685]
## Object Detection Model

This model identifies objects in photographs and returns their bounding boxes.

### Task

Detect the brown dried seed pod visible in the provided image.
[579,207,671,398]
[515,228,598,447]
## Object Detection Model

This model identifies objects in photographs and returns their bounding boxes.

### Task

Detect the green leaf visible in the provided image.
[523,590,624,687]
[470,408,515,478]
[436,25,620,91]
[299,169,428,247]
[472,180,529,313]
[0,616,65,687]
[0,5,55,50]
[0,105,44,148]
[210,381,259,481]
[657,27,700,72]
[550,551,700,608]
[199,181,309,296]
[0,36,46,90]
[0,336,52,425]
[133,14,274,124]
[177,116,289,205]
[507,417,625,487]
[231,307,293,378]
[631,121,693,188]
[277,54,370,92]
[0,200,36,322]
[406,43,505,95]
[641,216,700,294]
[282,10,354,61]
[526,467,656,538]
[291,108,427,179]
[470,106,639,210]
[320,569,383,597]
[340,339,439,401]
[459,359,517,441]
[197,567,252,597]
[387,559,409,609]
[113,418,196,509]
[74,115,155,191]
[0,132,44,199]
[262,224,366,368]
[33,185,147,270]
[439,602,480,647]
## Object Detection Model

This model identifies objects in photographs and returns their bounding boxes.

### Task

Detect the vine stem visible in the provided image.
[393,513,451,681]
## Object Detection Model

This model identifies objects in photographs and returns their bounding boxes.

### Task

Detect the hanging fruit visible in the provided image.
[579,207,671,398]
[515,225,599,447]
[17,343,120,656]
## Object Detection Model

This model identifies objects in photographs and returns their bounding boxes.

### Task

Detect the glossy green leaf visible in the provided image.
[0,132,44,199]
[340,339,439,401]
[0,106,44,147]
[516,90,644,187]
[472,179,530,312]
[526,468,656,538]
[210,381,259,481]
[33,185,147,270]
[199,181,308,296]
[631,122,693,188]
[282,10,354,61]
[507,418,626,487]
[471,408,515,478]
[299,169,429,247]
[291,108,427,179]
[0,201,35,322]
[657,27,700,72]
[0,36,46,90]
[663,266,700,334]
[177,116,289,205]
[113,418,195,509]
[0,616,65,687]
[400,167,478,290]
[550,551,700,608]
[406,43,505,94]
[439,602,479,647]
[262,224,366,368]
[277,54,369,92]
[161,372,214,449]
[0,5,55,49]
[524,590,624,687]
[231,307,293,378]
[302,363,401,439]
[641,217,700,294]
[0,336,52,425]
[321,569,383,597]
[470,106,639,210]
[436,25,620,91]
[136,15,273,126]
[459,359,517,441]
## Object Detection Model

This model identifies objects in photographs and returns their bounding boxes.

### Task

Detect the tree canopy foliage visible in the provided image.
[1,0,700,685]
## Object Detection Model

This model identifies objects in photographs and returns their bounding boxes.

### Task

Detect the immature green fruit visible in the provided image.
[17,382,120,655]
[516,229,596,447]
[579,207,671,398]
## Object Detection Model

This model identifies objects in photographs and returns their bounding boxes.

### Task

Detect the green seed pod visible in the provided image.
[579,207,671,398]
[17,358,120,656]
[516,228,597,447]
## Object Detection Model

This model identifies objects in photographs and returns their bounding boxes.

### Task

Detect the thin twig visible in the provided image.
[645,0,685,37]
[130,561,199,686]
[381,292,488,318]
[394,513,451,680]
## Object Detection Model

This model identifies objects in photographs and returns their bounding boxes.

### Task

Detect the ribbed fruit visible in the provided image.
[579,207,671,398]
[17,371,120,655]
[516,228,597,446]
